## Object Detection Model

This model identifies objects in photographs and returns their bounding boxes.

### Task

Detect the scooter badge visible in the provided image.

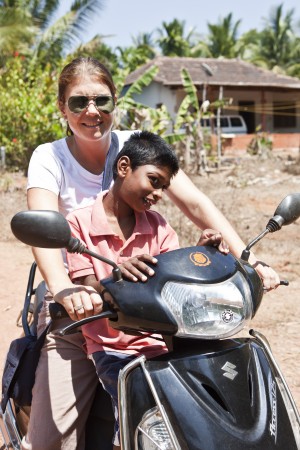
[189,251,211,266]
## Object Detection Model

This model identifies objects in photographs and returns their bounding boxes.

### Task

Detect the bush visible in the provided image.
[0,56,65,171]
[247,127,273,159]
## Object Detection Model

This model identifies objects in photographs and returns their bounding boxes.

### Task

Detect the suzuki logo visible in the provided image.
[221,362,238,380]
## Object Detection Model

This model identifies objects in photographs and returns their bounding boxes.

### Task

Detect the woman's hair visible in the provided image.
[113,131,179,180]
[58,57,116,135]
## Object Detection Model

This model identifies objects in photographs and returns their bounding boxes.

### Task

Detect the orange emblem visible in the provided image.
[190,252,211,267]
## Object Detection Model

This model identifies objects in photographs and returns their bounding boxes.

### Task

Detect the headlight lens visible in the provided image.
[161,272,252,339]
[135,407,175,449]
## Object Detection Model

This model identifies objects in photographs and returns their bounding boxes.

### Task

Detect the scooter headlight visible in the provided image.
[135,407,175,449]
[161,272,252,339]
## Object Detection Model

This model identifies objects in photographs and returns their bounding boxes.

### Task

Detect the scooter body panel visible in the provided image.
[123,338,299,449]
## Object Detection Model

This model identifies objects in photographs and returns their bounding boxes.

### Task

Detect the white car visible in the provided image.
[201,115,247,135]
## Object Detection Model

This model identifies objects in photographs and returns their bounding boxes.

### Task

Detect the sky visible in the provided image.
[58,0,300,50]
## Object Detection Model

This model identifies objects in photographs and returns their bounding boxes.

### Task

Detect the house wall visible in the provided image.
[132,82,177,115]
[132,83,300,134]
[222,88,300,134]
[211,133,300,153]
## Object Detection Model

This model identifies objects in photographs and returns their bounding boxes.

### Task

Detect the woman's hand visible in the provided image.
[53,284,103,321]
[119,254,158,282]
[252,260,281,291]
[197,228,230,254]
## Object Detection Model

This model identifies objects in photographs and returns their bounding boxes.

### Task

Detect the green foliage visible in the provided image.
[115,65,161,130]
[0,5,37,65]
[242,4,299,75]
[123,65,159,98]
[69,35,119,76]
[205,13,242,58]
[0,0,105,69]
[247,126,273,159]
[172,68,208,173]
[156,19,199,57]
[0,56,64,170]
[1,2,299,172]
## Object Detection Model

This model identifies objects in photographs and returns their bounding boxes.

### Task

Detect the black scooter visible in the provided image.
[2,193,300,449]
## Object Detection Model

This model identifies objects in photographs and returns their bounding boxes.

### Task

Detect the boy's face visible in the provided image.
[118,158,172,212]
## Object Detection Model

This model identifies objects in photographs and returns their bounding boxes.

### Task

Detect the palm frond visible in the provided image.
[68,0,104,38]
[123,65,158,98]
[0,7,37,54]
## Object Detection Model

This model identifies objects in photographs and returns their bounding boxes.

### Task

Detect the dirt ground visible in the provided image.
[1,148,300,445]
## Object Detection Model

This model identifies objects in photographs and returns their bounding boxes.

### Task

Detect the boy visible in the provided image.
[66,131,228,448]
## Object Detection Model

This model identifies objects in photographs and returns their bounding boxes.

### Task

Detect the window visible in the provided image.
[273,102,296,128]
[230,117,243,127]
[219,117,229,128]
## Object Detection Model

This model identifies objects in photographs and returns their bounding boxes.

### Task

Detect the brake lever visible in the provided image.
[58,310,118,336]
[48,302,117,335]
[263,279,289,292]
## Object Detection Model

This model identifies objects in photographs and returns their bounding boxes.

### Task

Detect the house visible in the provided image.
[124,56,300,136]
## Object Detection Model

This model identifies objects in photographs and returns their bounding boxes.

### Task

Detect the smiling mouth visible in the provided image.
[83,122,102,128]
[143,197,155,208]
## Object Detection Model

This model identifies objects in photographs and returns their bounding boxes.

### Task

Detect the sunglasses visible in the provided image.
[67,95,115,114]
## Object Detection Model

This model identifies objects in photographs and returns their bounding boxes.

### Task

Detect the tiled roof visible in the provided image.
[125,56,300,89]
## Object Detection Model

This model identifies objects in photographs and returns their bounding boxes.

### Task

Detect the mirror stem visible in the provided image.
[241,229,270,261]
[67,237,123,281]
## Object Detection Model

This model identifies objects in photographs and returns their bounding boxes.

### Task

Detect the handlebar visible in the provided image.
[48,302,117,336]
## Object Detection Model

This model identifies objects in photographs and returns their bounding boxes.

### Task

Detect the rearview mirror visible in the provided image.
[270,193,300,230]
[11,210,71,248]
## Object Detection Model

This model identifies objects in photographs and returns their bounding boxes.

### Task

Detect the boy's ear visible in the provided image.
[117,156,131,178]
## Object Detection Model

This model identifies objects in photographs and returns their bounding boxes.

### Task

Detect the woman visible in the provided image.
[23,57,280,450]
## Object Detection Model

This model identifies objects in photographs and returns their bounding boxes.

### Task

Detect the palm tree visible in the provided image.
[255,4,295,70]
[240,4,299,77]
[69,35,119,75]
[117,32,157,72]
[286,36,300,78]
[0,0,104,68]
[0,1,37,62]
[132,32,156,55]
[202,13,242,58]
[156,19,198,57]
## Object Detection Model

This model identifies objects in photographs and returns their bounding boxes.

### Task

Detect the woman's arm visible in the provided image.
[167,169,280,290]
[27,188,102,319]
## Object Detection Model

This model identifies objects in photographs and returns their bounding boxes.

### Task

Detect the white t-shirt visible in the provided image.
[27,130,135,217]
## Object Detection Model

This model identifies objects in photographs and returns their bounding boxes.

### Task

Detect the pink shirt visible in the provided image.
[66,192,179,356]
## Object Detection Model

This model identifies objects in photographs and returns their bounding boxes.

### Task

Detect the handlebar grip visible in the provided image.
[48,299,113,320]
[49,302,69,320]
[280,280,289,286]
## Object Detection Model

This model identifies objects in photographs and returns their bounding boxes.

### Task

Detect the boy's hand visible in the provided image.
[119,254,158,282]
[197,228,229,255]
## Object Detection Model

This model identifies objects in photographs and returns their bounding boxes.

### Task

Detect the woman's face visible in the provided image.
[59,74,115,143]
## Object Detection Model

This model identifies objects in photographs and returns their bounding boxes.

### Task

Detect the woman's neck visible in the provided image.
[66,134,111,175]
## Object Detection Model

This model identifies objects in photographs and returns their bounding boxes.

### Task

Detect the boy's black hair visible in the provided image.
[113,131,179,180]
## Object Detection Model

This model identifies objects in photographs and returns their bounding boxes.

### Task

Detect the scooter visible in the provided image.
[2,193,300,449]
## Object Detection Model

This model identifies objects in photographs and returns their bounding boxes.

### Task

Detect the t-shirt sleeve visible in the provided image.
[27,145,62,195]
[66,214,95,281]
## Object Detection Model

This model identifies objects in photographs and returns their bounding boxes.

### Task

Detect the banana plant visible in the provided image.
[166,68,208,173]
[115,65,172,132]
